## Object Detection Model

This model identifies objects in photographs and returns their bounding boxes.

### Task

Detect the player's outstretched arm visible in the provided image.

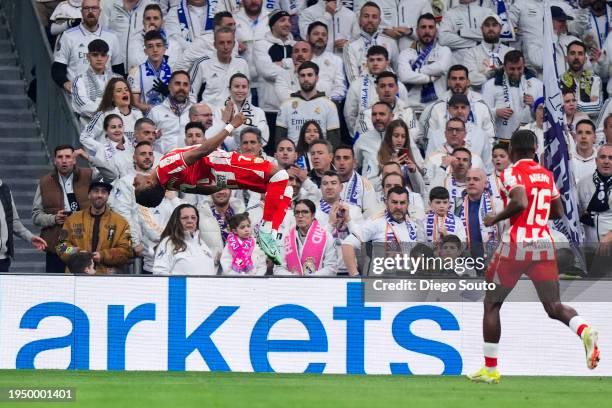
[549,197,564,220]
[484,186,528,226]
[182,108,245,166]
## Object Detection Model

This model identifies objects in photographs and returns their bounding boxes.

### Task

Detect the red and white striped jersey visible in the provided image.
[498,159,560,260]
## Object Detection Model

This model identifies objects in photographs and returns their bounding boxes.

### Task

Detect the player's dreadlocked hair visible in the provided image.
[135,182,166,208]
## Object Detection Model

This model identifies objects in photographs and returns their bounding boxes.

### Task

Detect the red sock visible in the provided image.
[577,324,588,337]
[485,357,497,368]
[262,178,290,231]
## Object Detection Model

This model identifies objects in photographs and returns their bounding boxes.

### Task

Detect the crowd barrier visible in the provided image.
[0,275,610,375]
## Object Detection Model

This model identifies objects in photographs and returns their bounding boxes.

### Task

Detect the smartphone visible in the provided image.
[399,148,410,157]
[336,209,345,218]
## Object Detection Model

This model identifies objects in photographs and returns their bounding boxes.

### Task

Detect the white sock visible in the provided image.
[484,342,499,372]
[260,221,272,234]
[569,315,588,338]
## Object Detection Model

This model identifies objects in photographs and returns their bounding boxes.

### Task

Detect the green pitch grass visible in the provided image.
[0,370,610,408]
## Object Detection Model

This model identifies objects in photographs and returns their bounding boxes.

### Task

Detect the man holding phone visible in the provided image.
[32,145,103,273]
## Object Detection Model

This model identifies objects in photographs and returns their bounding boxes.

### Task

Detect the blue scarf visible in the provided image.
[411,42,438,104]
[140,56,172,106]
[177,0,214,42]
[211,205,235,244]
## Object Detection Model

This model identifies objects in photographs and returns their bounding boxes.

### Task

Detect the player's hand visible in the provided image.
[92,252,102,263]
[30,236,47,251]
[222,100,234,124]
[483,213,497,227]
[55,210,69,225]
[230,112,246,128]
[496,107,514,120]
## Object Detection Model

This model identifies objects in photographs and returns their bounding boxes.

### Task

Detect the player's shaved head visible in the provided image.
[510,129,537,161]
[134,173,165,207]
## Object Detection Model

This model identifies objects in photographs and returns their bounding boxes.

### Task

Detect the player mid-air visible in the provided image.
[468,130,600,384]
[133,108,292,265]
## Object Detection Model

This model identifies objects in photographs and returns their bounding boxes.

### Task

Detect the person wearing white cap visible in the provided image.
[438,0,492,66]
[463,13,515,88]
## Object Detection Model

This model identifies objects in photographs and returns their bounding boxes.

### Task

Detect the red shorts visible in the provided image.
[486,252,559,289]
[202,151,274,194]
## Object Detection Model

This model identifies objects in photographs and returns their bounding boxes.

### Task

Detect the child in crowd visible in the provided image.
[220,213,267,276]
[435,234,476,277]
[426,187,466,244]
[66,251,96,275]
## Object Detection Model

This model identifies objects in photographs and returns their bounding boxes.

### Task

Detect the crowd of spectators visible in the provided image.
[1,0,611,276]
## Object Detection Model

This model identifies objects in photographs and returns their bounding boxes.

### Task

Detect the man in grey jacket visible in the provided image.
[0,180,47,272]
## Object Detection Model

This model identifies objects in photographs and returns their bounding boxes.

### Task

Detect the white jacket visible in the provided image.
[420,89,495,149]
[234,8,271,86]
[299,1,359,55]
[275,55,346,102]
[197,201,246,263]
[80,107,143,154]
[508,0,574,60]
[358,98,424,168]
[463,42,514,87]
[397,41,452,111]
[425,124,493,174]
[220,238,268,276]
[438,1,491,65]
[354,129,383,183]
[172,31,240,72]
[340,171,379,218]
[577,174,612,242]
[190,54,250,107]
[136,195,183,271]
[342,30,400,83]
[253,32,296,111]
[92,138,135,179]
[126,29,183,71]
[101,0,154,69]
[148,98,193,152]
[49,0,82,36]
[481,72,543,140]
[273,225,338,276]
[153,231,216,275]
[355,0,433,50]
[108,170,145,248]
[71,67,122,129]
[212,99,269,151]
[344,73,410,136]
[311,52,347,100]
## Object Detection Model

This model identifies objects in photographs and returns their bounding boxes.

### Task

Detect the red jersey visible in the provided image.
[156,146,273,194]
[498,159,560,260]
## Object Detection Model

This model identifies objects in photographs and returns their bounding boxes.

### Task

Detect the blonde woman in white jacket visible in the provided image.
[153,204,216,275]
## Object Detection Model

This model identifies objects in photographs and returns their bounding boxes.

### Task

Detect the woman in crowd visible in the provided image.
[377,119,426,195]
[274,199,337,276]
[220,213,267,276]
[153,204,216,275]
[563,89,589,138]
[80,77,143,154]
[217,73,269,151]
[295,120,323,171]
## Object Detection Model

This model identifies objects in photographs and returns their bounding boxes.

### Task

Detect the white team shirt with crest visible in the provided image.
[54,24,123,81]
[276,94,340,144]
[189,54,250,108]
